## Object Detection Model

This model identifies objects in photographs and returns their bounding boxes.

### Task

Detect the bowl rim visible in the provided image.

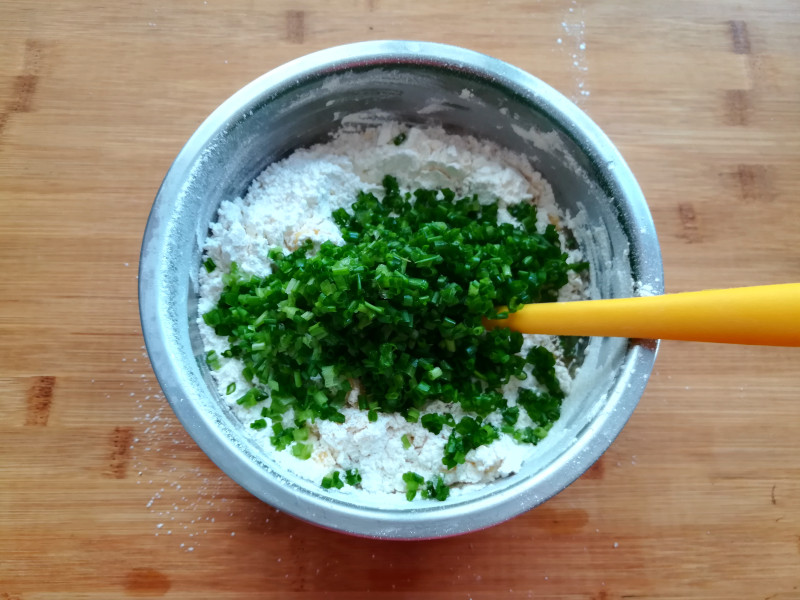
[139,40,664,539]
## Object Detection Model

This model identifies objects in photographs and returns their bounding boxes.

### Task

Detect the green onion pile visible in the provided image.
[203,175,587,500]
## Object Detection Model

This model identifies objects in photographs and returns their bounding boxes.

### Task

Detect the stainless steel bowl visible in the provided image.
[139,41,663,539]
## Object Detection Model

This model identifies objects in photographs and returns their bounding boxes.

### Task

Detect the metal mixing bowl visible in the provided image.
[139,41,663,539]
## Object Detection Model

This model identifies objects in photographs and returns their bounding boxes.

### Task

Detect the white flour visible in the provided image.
[198,122,587,500]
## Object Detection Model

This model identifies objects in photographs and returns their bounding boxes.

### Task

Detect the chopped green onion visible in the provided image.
[291,442,313,460]
[402,471,425,501]
[510,424,552,445]
[270,423,296,450]
[420,413,455,435]
[501,405,519,426]
[345,468,362,486]
[442,416,499,469]
[236,388,265,408]
[203,174,581,472]
[292,427,309,441]
[526,346,564,399]
[517,388,562,427]
[321,471,344,489]
[225,382,236,395]
[401,434,411,450]
[421,475,450,501]
[203,257,216,273]
[205,350,221,370]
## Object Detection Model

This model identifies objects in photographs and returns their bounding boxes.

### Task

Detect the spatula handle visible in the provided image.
[489,284,800,346]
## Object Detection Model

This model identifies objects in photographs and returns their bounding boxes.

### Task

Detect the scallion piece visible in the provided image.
[421,475,450,501]
[402,471,425,501]
[345,468,362,486]
[205,350,221,371]
[291,442,313,460]
[321,471,344,489]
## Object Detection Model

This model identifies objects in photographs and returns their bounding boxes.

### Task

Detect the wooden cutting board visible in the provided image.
[1,1,798,598]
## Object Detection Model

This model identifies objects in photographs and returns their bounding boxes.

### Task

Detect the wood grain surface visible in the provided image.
[1,1,799,598]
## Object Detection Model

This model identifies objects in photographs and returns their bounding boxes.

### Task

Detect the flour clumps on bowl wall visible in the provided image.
[197,122,588,501]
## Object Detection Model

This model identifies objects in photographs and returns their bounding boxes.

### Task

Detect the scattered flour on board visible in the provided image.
[197,122,588,499]
[558,0,590,102]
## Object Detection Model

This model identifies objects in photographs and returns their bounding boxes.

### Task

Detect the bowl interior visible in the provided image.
[140,42,663,539]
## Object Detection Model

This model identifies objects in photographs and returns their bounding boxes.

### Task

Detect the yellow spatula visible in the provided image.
[484,283,800,346]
